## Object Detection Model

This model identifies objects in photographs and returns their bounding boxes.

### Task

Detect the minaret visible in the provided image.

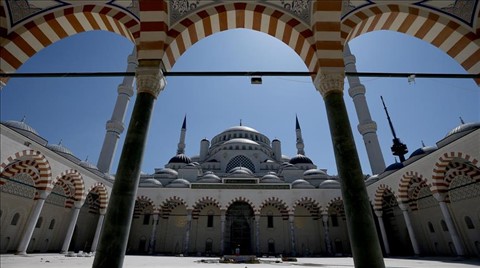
[97,49,137,174]
[381,96,408,163]
[344,44,386,174]
[295,115,305,155]
[177,115,187,155]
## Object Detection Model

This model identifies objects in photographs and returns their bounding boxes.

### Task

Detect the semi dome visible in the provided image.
[166,178,190,188]
[289,154,313,165]
[140,178,163,187]
[154,168,178,178]
[224,138,259,146]
[224,126,260,133]
[303,169,328,179]
[445,122,480,137]
[47,143,74,156]
[2,120,39,135]
[261,172,283,183]
[384,162,404,172]
[168,154,192,164]
[197,171,221,183]
[365,175,380,185]
[409,146,438,158]
[319,179,341,189]
[291,179,315,189]
[228,166,254,177]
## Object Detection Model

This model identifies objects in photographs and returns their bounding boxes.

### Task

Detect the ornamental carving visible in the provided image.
[314,73,345,98]
[136,67,167,98]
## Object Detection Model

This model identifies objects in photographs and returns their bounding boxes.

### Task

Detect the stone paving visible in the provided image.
[1,254,479,268]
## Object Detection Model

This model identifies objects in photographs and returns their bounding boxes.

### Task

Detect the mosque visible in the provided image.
[1,1,479,266]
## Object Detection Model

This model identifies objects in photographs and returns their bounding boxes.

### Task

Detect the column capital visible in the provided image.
[314,72,345,98]
[433,192,447,202]
[397,202,409,211]
[136,61,166,98]
[374,210,383,217]
[74,200,85,209]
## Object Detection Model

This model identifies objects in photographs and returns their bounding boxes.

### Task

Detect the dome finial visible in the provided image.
[459,116,465,124]
[239,119,242,126]
[21,115,26,123]
[85,155,89,162]
[421,140,425,147]
[58,139,63,145]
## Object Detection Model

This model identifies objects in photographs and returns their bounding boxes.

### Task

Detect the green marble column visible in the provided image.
[93,61,165,268]
[316,73,385,268]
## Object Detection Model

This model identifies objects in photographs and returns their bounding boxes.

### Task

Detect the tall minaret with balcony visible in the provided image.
[344,44,386,174]
[295,115,305,155]
[97,49,137,174]
[177,115,187,155]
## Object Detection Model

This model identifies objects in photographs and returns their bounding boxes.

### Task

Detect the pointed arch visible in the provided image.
[87,182,109,211]
[225,196,256,213]
[160,196,186,219]
[293,197,321,220]
[373,184,396,211]
[134,195,157,217]
[260,197,289,220]
[327,197,345,218]
[53,169,85,203]
[192,196,220,219]
[431,151,480,194]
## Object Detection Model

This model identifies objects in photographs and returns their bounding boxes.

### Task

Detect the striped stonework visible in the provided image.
[87,182,109,210]
[226,196,256,213]
[260,196,290,220]
[137,0,168,60]
[294,196,321,220]
[161,2,315,72]
[342,4,480,84]
[398,171,427,203]
[0,150,52,194]
[373,184,395,211]
[54,179,74,208]
[160,196,186,219]
[53,169,85,203]
[431,151,480,195]
[0,4,139,75]
[134,195,156,218]
[327,197,345,218]
[192,196,220,220]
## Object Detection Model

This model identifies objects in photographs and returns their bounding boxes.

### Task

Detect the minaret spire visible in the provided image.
[295,114,305,155]
[381,96,408,162]
[177,115,187,155]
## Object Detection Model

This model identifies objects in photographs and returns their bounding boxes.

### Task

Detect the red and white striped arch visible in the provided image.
[54,179,75,208]
[87,182,109,210]
[0,4,139,76]
[373,184,396,211]
[397,171,429,204]
[0,150,52,193]
[342,4,480,84]
[134,195,157,216]
[160,2,316,73]
[53,169,85,203]
[136,0,168,60]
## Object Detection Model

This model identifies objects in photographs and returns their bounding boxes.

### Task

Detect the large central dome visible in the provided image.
[210,125,271,150]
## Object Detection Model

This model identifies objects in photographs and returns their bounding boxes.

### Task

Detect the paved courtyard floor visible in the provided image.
[1,254,479,268]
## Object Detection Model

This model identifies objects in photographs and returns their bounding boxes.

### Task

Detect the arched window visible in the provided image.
[428,222,435,233]
[35,217,43,228]
[465,216,475,229]
[441,220,448,232]
[48,219,55,230]
[225,155,255,173]
[11,213,20,226]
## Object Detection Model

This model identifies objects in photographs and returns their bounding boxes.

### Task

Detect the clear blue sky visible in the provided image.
[1,29,479,176]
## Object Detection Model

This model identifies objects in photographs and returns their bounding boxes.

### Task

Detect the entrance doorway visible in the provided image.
[225,202,254,255]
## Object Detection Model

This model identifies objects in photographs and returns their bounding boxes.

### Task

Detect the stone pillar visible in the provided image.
[16,190,50,255]
[433,193,465,256]
[344,44,385,175]
[148,214,159,254]
[183,210,192,255]
[91,211,106,252]
[254,214,260,255]
[374,210,390,255]
[92,60,166,268]
[288,214,296,256]
[220,210,226,255]
[321,212,332,256]
[398,202,420,255]
[314,72,384,268]
[60,201,84,254]
[97,50,137,173]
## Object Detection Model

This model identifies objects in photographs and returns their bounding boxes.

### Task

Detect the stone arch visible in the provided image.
[327,197,345,219]
[53,169,85,204]
[160,2,316,73]
[134,195,157,217]
[87,183,109,211]
[1,4,138,75]
[397,171,431,210]
[192,196,221,220]
[342,4,480,82]
[225,196,256,213]
[259,197,289,220]
[373,184,396,211]
[431,152,480,194]
[160,196,186,219]
[0,150,52,197]
[293,197,321,220]
[53,179,74,208]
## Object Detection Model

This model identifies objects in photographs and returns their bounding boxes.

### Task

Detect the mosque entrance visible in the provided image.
[225,201,254,255]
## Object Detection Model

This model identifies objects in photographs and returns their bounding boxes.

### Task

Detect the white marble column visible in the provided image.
[183,210,192,255]
[16,190,50,255]
[254,214,260,255]
[321,212,333,256]
[374,210,390,255]
[433,193,465,256]
[220,210,226,255]
[148,214,159,254]
[398,202,420,255]
[91,211,106,252]
[288,214,296,256]
[60,201,84,254]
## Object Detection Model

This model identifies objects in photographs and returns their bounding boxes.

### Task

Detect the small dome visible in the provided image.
[289,154,313,165]
[224,125,260,133]
[409,146,437,158]
[168,154,192,164]
[281,155,291,162]
[228,167,254,177]
[103,173,115,181]
[47,143,74,156]
[445,122,480,137]
[154,168,178,178]
[291,179,315,189]
[166,178,190,188]
[79,160,98,170]
[384,162,404,172]
[224,138,259,146]
[365,175,379,185]
[319,179,341,189]
[303,169,328,179]
[261,172,283,183]
[2,120,39,135]
[197,171,221,183]
[140,178,163,187]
